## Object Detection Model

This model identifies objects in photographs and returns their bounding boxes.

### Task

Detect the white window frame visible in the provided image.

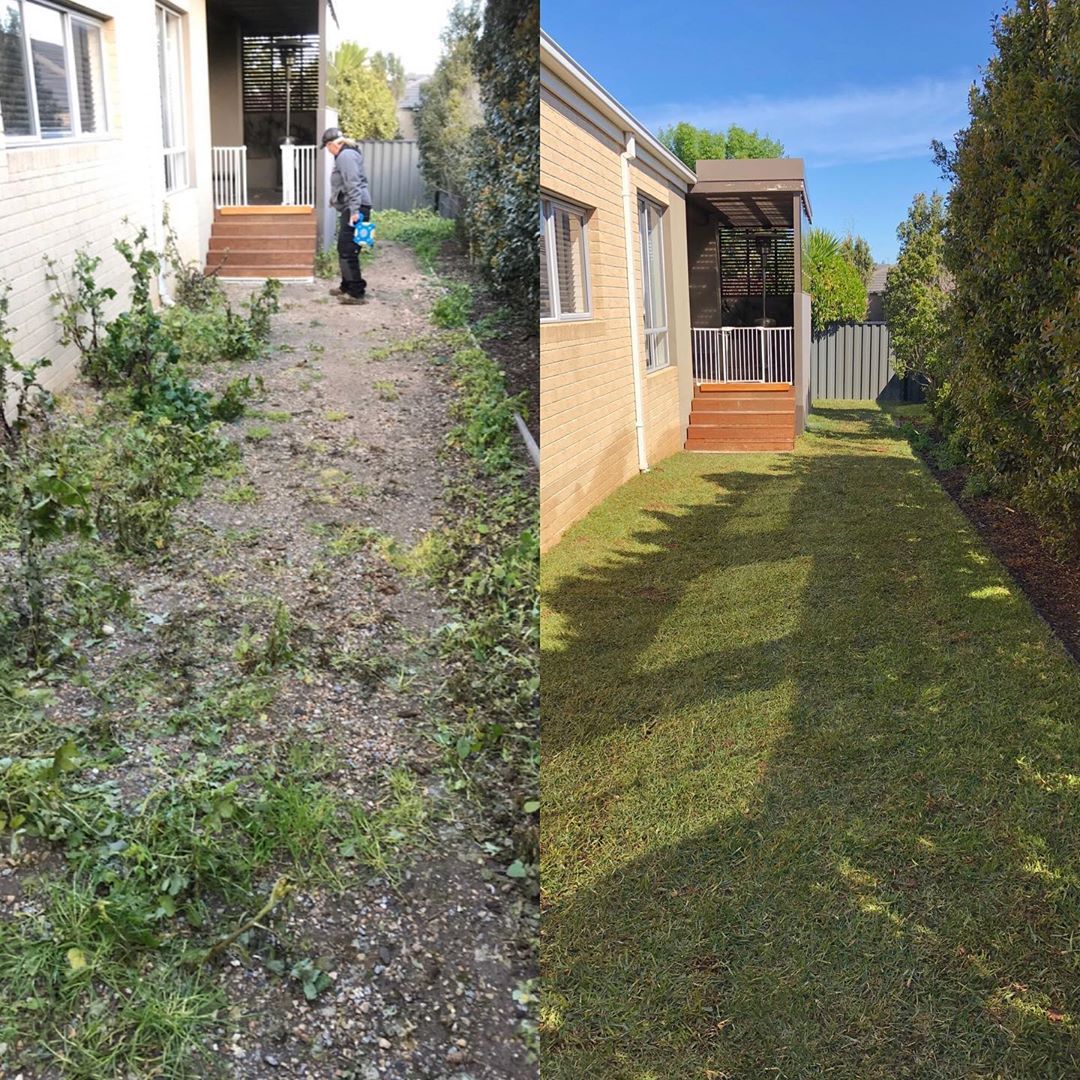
[0,0,109,143]
[540,195,592,323]
[638,195,670,372]
[156,3,189,193]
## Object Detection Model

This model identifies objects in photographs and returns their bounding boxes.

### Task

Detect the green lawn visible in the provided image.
[541,403,1080,1079]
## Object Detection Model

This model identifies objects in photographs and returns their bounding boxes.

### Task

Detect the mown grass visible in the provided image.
[540,402,1080,1079]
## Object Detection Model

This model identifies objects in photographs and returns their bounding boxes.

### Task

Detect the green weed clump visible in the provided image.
[376,208,455,270]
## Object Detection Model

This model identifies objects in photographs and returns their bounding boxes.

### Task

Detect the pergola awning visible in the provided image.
[208,0,319,35]
[689,158,812,229]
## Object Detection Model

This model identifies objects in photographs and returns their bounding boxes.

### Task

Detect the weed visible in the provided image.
[246,424,273,442]
[220,482,259,505]
[431,282,473,329]
[325,410,349,422]
[374,379,400,402]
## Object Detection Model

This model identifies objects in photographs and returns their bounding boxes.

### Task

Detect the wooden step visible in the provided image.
[216,207,316,220]
[207,264,313,278]
[686,437,794,452]
[688,416,796,433]
[211,222,316,239]
[696,381,793,394]
[209,236,314,253]
[691,398,795,415]
[206,249,315,267]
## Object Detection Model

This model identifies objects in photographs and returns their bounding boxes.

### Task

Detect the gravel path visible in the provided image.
[5,240,536,1078]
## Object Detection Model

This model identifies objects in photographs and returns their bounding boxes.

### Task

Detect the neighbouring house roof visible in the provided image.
[689,158,812,229]
[400,76,430,111]
[868,263,892,293]
[540,29,698,190]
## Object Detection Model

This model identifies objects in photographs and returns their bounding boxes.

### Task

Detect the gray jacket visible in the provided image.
[330,144,371,214]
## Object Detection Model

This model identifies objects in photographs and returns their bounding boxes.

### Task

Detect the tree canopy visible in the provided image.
[329,43,399,140]
[657,121,784,170]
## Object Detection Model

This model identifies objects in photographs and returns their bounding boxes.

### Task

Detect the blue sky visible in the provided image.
[540,0,1001,263]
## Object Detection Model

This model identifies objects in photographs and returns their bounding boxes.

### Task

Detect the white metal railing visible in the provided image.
[692,326,794,384]
[281,144,317,206]
[212,146,247,208]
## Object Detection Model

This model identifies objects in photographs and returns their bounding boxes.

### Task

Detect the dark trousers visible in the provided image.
[337,209,367,297]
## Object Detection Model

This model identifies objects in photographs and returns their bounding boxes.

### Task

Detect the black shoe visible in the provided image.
[339,293,367,305]
[329,287,344,297]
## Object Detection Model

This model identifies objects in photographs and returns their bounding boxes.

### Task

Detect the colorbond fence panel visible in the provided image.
[354,140,431,212]
[810,322,926,403]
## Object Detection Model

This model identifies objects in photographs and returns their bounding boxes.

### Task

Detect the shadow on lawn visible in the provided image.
[541,406,1080,1078]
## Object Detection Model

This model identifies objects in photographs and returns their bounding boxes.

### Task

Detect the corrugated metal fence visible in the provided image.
[354,139,431,212]
[810,322,926,403]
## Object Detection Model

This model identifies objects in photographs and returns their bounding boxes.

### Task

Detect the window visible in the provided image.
[0,0,107,140]
[156,5,187,191]
[638,197,669,371]
[540,197,591,321]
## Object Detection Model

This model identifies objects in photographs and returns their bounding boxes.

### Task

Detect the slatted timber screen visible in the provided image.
[242,35,319,113]
[810,322,926,402]
[719,228,795,299]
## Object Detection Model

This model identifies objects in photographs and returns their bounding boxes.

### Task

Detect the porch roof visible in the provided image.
[689,158,812,229]
[209,0,319,35]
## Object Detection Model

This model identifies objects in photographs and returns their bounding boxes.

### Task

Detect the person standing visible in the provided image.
[321,127,373,304]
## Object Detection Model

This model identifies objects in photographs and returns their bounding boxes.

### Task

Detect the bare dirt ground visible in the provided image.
[3,240,537,1078]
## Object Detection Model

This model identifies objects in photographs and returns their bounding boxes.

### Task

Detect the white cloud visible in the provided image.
[333,0,453,74]
[636,76,975,167]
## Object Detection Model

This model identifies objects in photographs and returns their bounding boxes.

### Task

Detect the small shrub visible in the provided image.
[432,282,473,328]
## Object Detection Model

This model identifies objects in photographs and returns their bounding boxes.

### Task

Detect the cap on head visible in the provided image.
[320,126,343,147]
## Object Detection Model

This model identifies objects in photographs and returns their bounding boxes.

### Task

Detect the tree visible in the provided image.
[934,0,1080,534]
[657,121,784,170]
[416,2,482,208]
[329,43,399,140]
[839,233,874,287]
[462,0,539,314]
[802,228,867,332]
[883,194,948,390]
[370,51,406,102]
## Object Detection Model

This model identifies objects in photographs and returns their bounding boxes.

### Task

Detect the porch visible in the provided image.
[683,159,812,451]
[202,0,331,278]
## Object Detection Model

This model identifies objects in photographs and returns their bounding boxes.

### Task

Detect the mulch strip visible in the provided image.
[931,465,1080,664]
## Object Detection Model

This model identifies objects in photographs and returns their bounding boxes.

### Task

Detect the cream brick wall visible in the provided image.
[0,0,213,396]
[540,76,692,552]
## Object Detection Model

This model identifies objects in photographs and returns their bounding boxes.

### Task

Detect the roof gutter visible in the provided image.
[620,133,648,474]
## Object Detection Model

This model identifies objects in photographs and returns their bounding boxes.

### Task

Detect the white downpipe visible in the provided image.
[620,133,649,474]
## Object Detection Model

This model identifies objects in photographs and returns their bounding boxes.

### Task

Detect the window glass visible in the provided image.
[157,6,187,190]
[554,207,587,315]
[25,0,72,137]
[0,1,33,135]
[72,20,104,133]
[539,205,552,320]
[639,198,669,370]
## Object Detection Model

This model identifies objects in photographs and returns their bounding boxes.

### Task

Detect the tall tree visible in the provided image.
[933,0,1080,534]
[329,43,399,140]
[463,0,539,314]
[657,121,783,170]
[803,228,867,332]
[883,193,948,391]
[416,2,482,207]
[370,51,407,101]
[839,233,874,287]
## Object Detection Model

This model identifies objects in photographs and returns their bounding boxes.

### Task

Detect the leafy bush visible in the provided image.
[933,0,1080,536]
[45,249,116,364]
[432,282,473,328]
[803,229,868,331]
